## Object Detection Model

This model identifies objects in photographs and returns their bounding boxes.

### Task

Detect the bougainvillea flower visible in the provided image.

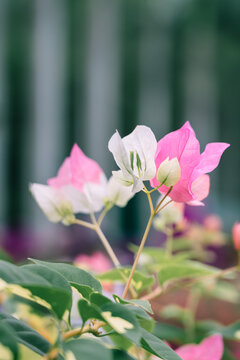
[47,144,107,213]
[30,184,75,225]
[232,222,240,251]
[31,144,134,222]
[175,334,224,360]
[150,122,230,205]
[104,176,134,207]
[108,125,157,193]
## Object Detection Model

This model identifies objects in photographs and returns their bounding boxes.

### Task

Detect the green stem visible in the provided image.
[74,214,120,268]
[122,213,155,299]
[122,186,173,299]
[155,186,173,214]
[97,203,113,226]
[73,218,95,230]
[93,218,120,268]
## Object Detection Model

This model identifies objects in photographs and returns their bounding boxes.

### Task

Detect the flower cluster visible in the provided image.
[30,122,229,224]
[30,144,133,225]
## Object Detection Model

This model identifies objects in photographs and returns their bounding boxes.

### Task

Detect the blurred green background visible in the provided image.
[0,0,240,257]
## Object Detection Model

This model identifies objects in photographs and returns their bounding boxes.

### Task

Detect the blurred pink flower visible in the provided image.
[203,215,222,232]
[75,251,113,292]
[74,251,112,273]
[150,122,230,205]
[232,222,240,251]
[175,334,223,360]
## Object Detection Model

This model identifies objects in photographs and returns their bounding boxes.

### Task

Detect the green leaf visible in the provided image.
[0,248,13,262]
[113,295,153,314]
[209,321,240,341]
[129,244,189,264]
[19,344,42,360]
[200,280,240,303]
[125,305,152,322]
[195,320,223,341]
[100,302,141,345]
[140,328,182,360]
[171,238,193,251]
[160,305,190,324]
[22,264,72,295]
[158,260,219,286]
[90,293,112,307]
[112,349,136,360]
[0,261,72,319]
[22,264,72,316]
[77,299,103,324]
[0,311,51,357]
[138,317,155,333]
[64,339,112,360]
[116,303,154,332]
[71,284,94,300]
[29,259,102,294]
[0,322,19,360]
[97,267,154,294]
[153,322,186,343]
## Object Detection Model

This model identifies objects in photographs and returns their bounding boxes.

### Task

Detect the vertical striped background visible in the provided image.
[0,0,240,255]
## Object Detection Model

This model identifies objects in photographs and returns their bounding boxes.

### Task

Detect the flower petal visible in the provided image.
[122,125,157,180]
[70,144,104,191]
[84,182,106,213]
[109,126,157,192]
[176,334,223,360]
[61,185,90,214]
[30,183,73,223]
[48,158,72,188]
[151,121,200,202]
[192,142,230,179]
[106,176,134,207]
[108,131,132,175]
[62,182,105,214]
[187,174,210,206]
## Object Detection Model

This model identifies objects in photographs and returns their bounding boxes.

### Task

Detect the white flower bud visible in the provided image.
[156,157,181,187]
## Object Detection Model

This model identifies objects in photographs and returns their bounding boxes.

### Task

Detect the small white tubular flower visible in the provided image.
[154,196,184,231]
[105,176,134,207]
[30,184,75,225]
[156,157,181,187]
[108,126,157,193]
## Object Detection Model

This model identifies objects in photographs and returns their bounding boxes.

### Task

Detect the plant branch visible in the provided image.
[122,212,155,299]
[74,212,120,268]
[42,348,60,360]
[143,184,154,213]
[94,221,120,268]
[63,321,106,340]
[122,186,173,299]
[73,218,95,230]
[154,186,173,214]
[140,286,162,301]
[97,203,114,226]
